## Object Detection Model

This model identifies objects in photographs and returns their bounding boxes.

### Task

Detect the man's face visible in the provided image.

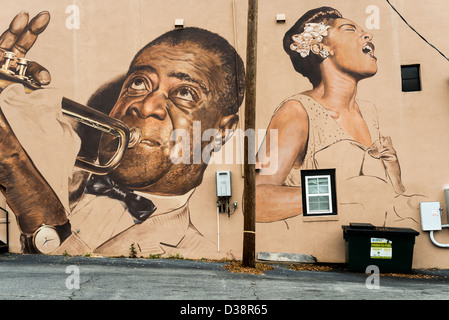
[99,41,227,195]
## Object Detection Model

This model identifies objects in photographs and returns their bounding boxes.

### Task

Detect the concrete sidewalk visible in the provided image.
[0,253,448,303]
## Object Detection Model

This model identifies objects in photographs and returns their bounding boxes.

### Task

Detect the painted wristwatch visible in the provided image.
[32,224,61,254]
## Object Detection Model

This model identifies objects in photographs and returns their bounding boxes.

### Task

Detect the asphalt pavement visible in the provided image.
[0,253,448,315]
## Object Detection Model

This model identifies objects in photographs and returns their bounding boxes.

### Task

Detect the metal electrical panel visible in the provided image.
[216,171,231,197]
[420,201,442,231]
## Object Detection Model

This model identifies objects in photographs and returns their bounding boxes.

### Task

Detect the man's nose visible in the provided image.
[127,92,168,120]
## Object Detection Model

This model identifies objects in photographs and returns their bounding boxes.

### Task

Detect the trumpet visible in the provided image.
[0,51,141,175]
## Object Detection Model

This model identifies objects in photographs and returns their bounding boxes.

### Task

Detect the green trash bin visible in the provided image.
[342,223,419,273]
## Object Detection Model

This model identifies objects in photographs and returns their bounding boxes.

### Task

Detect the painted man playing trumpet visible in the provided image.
[0,11,245,258]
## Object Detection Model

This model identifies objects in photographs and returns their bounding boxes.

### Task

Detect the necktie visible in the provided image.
[85,174,157,223]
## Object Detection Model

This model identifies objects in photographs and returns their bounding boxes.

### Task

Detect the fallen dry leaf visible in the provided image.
[223,261,274,275]
[289,264,335,272]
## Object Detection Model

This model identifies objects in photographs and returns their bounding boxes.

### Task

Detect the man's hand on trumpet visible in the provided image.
[0,11,51,86]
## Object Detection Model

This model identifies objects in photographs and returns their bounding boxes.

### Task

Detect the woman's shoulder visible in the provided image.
[274,92,314,113]
[267,95,309,131]
[275,92,330,121]
[274,95,308,119]
[280,92,312,104]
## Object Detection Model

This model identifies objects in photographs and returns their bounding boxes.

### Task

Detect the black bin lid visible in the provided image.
[348,223,375,229]
[342,223,419,237]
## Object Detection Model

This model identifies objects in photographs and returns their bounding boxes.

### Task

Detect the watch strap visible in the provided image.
[20,233,38,253]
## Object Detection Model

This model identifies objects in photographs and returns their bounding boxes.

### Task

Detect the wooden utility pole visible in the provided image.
[242,0,257,268]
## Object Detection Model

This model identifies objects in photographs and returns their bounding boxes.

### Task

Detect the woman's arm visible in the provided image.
[256,99,309,222]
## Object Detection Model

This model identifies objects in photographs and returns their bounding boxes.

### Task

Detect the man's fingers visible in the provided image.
[11,11,50,59]
[26,61,51,86]
[0,12,51,87]
[0,11,29,52]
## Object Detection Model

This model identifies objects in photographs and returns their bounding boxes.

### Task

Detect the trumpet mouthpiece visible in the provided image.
[128,126,142,149]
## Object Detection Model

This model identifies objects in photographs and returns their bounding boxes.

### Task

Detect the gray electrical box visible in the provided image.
[420,201,442,231]
[216,171,231,197]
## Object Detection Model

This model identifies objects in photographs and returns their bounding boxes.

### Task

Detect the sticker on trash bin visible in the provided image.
[370,238,392,259]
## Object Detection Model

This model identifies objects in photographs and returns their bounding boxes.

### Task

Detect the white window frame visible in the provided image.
[304,175,332,214]
[301,169,337,216]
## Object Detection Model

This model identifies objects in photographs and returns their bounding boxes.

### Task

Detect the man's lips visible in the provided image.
[121,123,165,148]
[140,138,162,147]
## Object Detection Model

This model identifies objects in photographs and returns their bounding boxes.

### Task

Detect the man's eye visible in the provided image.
[174,87,198,102]
[130,78,147,91]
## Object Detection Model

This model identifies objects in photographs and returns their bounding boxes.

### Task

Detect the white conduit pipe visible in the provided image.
[430,225,449,248]
[217,206,220,252]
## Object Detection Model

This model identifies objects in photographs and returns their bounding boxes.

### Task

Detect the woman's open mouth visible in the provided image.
[362,42,376,60]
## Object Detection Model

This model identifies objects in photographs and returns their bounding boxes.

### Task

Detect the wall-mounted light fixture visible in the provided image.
[276,13,286,23]
[175,19,184,29]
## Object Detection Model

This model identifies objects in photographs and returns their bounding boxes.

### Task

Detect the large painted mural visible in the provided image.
[0,8,245,257]
[1,1,448,268]
[255,6,425,227]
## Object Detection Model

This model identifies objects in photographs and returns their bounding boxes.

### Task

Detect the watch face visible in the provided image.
[33,226,61,254]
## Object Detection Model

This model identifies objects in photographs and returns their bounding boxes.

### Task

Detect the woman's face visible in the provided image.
[324,18,377,79]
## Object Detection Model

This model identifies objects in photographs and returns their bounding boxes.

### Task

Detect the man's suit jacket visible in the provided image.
[53,189,217,259]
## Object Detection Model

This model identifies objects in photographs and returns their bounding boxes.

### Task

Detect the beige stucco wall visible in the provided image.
[1,0,449,269]
[254,0,449,269]
[0,0,249,258]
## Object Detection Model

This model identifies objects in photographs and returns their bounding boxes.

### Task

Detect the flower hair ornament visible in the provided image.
[290,22,331,58]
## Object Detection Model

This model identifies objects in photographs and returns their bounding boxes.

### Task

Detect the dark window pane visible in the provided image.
[401,65,421,92]
[402,78,421,92]
[401,65,419,79]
